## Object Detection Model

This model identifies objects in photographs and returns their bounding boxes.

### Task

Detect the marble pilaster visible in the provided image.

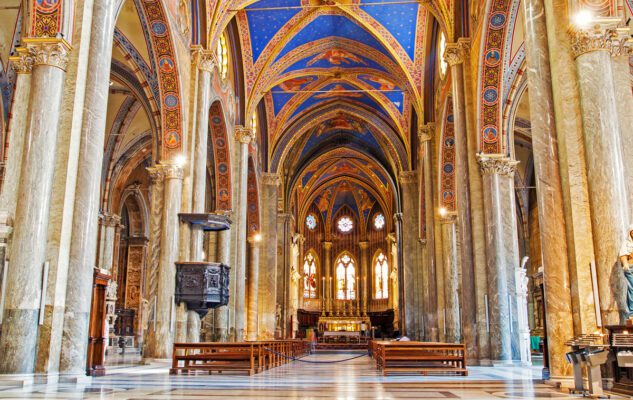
[277,212,292,337]
[247,237,260,341]
[98,213,121,272]
[522,0,574,377]
[214,226,231,341]
[478,155,520,363]
[259,173,279,339]
[570,26,630,325]
[445,41,477,359]
[144,162,183,358]
[234,126,254,341]
[59,0,118,373]
[419,125,439,341]
[440,213,460,343]
[0,50,33,222]
[399,170,419,338]
[0,39,70,374]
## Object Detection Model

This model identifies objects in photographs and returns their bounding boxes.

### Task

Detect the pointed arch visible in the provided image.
[209,101,233,211]
[439,96,455,212]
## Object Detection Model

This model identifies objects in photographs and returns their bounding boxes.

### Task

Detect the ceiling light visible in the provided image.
[573,10,594,29]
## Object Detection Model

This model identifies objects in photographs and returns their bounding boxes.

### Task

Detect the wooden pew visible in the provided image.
[371,341,467,376]
[170,340,310,376]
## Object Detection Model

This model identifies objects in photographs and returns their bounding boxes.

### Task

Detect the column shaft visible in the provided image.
[60,0,117,373]
[259,174,279,338]
[399,171,419,338]
[234,127,253,340]
[0,54,32,218]
[445,42,477,359]
[440,215,460,343]
[478,155,520,362]
[359,242,369,315]
[571,28,629,324]
[247,239,260,340]
[0,40,69,374]
[420,127,439,341]
[611,53,633,218]
[522,0,574,377]
[323,242,333,313]
[214,227,231,341]
[190,55,213,260]
[145,163,183,358]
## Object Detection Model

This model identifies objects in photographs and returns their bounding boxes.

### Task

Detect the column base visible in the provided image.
[0,372,92,387]
[0,308,39,374]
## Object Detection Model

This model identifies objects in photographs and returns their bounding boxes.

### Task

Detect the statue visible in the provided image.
[620,224,633,317]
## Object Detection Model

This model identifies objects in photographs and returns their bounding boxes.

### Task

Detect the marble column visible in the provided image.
[98,213,121,272]
[522,0,574,377]
[570,26,630,324]
[0,39,69,374]
[0,52,31,318]
[610,40,633,218]
[440,213,460,343]
[323,241,333,313]
[259,173,279,339]
[247,237,260,340]
[190,51,215,261]
[445,42,477,357]
[214,226,231,341]
[144,162,183,358]
[419,125,439,341]
[399,171,419,338]
[234,126,254,341]
[359,242,369,315]
[0,49,33,222]
[541,0,597,339]
[393,213,403,330]
[60,0,118,373]
[186,310,200,343]
[276,212,292,337]
[478,155,520,363]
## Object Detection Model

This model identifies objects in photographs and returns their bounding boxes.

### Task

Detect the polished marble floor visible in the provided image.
[0,352,624,399]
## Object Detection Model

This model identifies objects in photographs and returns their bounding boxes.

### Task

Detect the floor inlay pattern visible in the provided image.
[0,352,625,399]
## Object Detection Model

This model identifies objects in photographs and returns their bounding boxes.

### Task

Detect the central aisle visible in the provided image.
[0,352,606,399]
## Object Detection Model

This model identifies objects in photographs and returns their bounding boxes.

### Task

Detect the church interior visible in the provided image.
[0,0,632,398]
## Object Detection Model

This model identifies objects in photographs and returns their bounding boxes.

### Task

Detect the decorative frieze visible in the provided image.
[235,125,255,144]
[477,154,519,177]
[23,38,71,71]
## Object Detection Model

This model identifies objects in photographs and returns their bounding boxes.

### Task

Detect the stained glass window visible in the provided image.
[439,32,448,79]
[374,213,385,230]
[335,254,356,300]
[337,216,353,233]
[374,252,389,299]
[303,252,317,299]
[216,34,229,81]
[306,214,317,230]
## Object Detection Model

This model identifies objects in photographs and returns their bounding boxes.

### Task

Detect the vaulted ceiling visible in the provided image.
[235,0,442,216]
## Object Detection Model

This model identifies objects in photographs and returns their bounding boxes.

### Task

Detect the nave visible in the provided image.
[0,353,588,400]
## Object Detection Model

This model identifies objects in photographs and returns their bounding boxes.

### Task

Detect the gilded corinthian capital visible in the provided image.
[148,161,184,180]
[569,25,631,59]
[399,170,417,184]
[195,49,216,72]
[9,48,35,74]
[418,122,435,142]
[444,43,464,66]
[261,172,281,186]
[23,38,71,71]
[477,154,519,177]
[235,125,255,144]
